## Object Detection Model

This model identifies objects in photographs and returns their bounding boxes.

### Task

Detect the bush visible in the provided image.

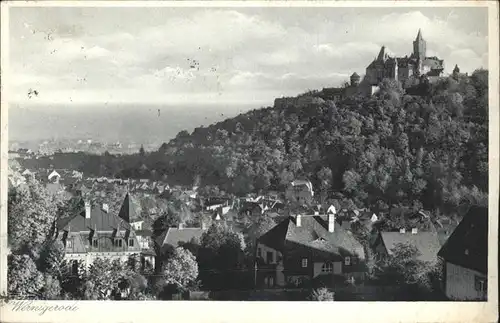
[310,288,335,301]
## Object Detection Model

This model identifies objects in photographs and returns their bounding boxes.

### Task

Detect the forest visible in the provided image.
[21,70,489,217]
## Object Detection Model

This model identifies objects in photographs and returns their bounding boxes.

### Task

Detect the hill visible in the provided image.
[19,70,489,215]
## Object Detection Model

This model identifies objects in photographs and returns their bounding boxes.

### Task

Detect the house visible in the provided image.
[51,194,154,273]
[48,170,61,183]
[205,198,228,211]
[155,224,206,253]
[371,229,442,264]
[285,180,314,204]
[437,206,488,301]
[255,210,366,289]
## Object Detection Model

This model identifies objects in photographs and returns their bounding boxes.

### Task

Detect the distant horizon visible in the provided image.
[8,102,263,144]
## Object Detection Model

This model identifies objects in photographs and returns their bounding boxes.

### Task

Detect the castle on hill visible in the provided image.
[363,29,444,87]
[274,29,450,109]
[319,29,446,101]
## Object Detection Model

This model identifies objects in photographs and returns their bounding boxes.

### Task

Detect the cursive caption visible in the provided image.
[7,300,79,316]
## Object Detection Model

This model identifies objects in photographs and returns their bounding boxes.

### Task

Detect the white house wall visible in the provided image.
[257,243,282,264]
[445,262,487,300]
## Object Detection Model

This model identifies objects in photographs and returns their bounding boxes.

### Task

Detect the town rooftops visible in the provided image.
[259,215,365,260]
[437,206,488,274]
[379,231,442,263]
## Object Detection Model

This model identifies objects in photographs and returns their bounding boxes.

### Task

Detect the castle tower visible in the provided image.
[413,29,426,60]
[350,72,360,86]
[377,46,388,62]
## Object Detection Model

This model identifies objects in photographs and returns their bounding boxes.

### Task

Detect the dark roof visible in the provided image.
[57,202,133,233]
[259,216,365,259]
[117,193,139,223]
[438,206,488,274]
[379,231,442,263]
[159,227,206,248]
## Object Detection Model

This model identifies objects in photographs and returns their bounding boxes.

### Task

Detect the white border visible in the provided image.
[0,2,498,323]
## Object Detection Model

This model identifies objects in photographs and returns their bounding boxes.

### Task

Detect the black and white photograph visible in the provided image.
[0,2,498,321]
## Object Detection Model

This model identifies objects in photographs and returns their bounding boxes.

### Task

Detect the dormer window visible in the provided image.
[114,239,123,247]
[474,276,486,292]
[345,256,351,266]
[128,239,134,247]
[66,240,73,249]
[92,239,99,248]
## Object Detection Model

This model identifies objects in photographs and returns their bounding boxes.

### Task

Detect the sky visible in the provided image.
[8,6,489,106]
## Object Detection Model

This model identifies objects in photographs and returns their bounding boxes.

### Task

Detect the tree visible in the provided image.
[38,240,65,276]
[40,273,62,300]
[139,145,146,157]
[8,254,44,299]
[310,288,335,301]
[198,223,247,290]
[376,243,436,299]
[163,247,199,292]
[8,179,58,253]
[83,258,124,300]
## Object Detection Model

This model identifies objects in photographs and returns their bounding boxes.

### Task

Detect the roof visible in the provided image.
[415,28,423,40]
[158,227,206,248]
[259,216,365,259]
[290,180,313,192]
[117,193,139,223]
[379,231,442,263]
[437,206,488,274]
[57,201,133,233]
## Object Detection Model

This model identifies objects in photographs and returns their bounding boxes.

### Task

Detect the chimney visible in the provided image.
[328,213,335,232]
[296,215,302,227]
[400,228,406,234]
[102,203,109,213]
[411,228,418,234]
[85,201,91,219]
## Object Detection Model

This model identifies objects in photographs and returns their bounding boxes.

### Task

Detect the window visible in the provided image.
[114,239,123,247]
[66,240,73,249]
[475,276,486,292]
[128,239,134,247]
[267,251,274,263]
[301,258,308,268]
[71,260,79,275]
[92,239,98,248]
[344,256,351,266]
[322,262,333,273]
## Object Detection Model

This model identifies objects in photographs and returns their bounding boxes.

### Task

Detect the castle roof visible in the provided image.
[377,46,387,61]
[415,29,423,40]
